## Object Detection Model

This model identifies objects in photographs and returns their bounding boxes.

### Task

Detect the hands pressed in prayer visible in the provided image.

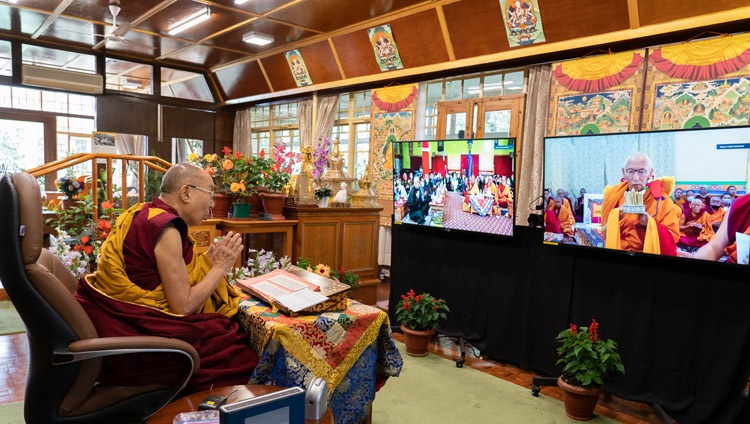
[208,231,244,272]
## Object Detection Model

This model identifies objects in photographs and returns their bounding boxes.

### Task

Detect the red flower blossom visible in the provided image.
[569,323,578,334]
[402,300,411,311]
[80,235,90,244]
[588,319,599,342]
[73,244,82,251]
[83,245,94,255]
[222,146,232,156]
[259,149,266,158]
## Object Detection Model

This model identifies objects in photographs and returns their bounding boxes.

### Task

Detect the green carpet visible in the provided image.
[0,402,24,423]
[0,301,25,335]
[373,341,618,424]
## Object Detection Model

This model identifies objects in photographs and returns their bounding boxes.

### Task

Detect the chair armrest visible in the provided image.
[54,336,200,373]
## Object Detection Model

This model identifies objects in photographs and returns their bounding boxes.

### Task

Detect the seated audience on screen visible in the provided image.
[394,179,407,204]
[678,198,715,250]
[557,188,573,210]
[543,188,553,209]
[727,185,738,200]
[574,188,586,222]
[74,163,258,392]
[495,176,513,218]
[722,197,733,211]
[601,152,680,255]
[672,188,686,208]
[695,186,709,202]
[683,193,750,263]
[545,195,575,238]
[462,176,480,213]
[708,195,726,231]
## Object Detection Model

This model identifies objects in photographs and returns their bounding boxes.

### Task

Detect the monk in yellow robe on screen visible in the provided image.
[545,196,575,237]
[601,152,681,256]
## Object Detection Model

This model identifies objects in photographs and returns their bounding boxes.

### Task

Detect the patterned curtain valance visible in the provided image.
[650,32,750,80]
[552,51,644,93]
[372,85,418,112]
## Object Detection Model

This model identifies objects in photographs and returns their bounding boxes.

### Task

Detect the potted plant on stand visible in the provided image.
[259,141,299,220]
[55,174,88,209]
[395,289,449,356]
[555,319,625,421]
[314,186,332,208]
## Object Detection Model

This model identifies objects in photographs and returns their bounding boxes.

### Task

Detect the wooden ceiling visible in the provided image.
[0,0,749,107]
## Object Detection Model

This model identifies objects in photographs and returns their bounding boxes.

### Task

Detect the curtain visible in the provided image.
[233,109,252,155]
[116,133,146,188]
[378,226,392,266]
[299,98,313,148]
[314,94,340,148]
[516,64,551,226]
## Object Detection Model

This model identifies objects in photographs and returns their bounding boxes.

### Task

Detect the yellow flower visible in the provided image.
[188,152,198,162]
[230,181,246,193]
[314,264,330,277]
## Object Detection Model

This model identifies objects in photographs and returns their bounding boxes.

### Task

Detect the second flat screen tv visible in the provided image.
[392,138,515,238]
[543,126,750,265]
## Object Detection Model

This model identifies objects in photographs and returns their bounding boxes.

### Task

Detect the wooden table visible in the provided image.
[216,218,297,261]
[146,384,334,424]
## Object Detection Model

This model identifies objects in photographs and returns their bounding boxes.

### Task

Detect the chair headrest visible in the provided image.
[13,172,44,266]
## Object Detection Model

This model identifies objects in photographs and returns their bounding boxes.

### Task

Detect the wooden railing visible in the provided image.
[26,153,172,220]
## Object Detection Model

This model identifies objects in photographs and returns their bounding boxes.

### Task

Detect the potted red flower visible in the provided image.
[395,289,449,356]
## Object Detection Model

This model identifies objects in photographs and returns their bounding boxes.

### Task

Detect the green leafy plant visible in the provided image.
[556,319,625,387]
[296,257,359,288]
[189,146,265,198]
[395,289,449,331]
[314,187,332,200]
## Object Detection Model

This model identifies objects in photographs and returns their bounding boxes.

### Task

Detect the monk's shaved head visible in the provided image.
[623,152,652,171]
[160,162,208,194]
[622,152,654,192]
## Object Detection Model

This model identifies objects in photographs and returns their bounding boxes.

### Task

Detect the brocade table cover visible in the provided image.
[237,297,403,424]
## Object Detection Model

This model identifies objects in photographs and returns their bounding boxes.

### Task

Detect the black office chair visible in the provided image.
[0,172,200,424]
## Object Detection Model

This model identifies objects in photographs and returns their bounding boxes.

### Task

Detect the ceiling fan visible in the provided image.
[91,1,156,51]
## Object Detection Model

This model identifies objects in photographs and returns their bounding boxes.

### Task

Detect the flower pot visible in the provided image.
[260,192,288,220]
[401,325,435,357]
[211,193,231,217]
[233,202,251,218]
[557,376,603,421]
[248,192,264,218]
[316,197,330,208]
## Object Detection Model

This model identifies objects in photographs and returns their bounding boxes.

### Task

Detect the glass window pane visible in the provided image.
[337,94,350,120]
[483,74,503,97]
[106,58,153,95]
[445,80,462,101]
[484,110,511,138]
[463,77,480,99]
[0,40,11,77]
[354,123,370,178]
[161,67,213,103]
[503,71,525,94]
[426,82,443,104]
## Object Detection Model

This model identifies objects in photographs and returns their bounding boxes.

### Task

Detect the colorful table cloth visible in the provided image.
[470,194,494,216]
[237,297,403,424]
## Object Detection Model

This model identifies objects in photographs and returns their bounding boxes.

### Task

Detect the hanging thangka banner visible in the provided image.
[547,50,647,135]
[642,32,750,131]
[370,84,418,226]
[368,24,404,72]
[499,0,546,47]
[285,49,313,87]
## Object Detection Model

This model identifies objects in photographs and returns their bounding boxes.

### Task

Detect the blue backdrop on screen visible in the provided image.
[392,138,516,238]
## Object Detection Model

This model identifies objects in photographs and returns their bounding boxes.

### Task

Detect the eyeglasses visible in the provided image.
[624,168,649,177]
[186,184,214,198]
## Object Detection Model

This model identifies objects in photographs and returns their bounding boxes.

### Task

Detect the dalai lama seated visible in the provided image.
[74,163,258,393]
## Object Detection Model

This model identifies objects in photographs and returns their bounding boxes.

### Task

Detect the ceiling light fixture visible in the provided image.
[121,78,141,89]
[234,0,249,4]
[168,7,211,36]
[242,31,274,46]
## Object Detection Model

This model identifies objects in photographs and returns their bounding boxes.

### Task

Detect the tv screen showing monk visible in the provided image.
[392,138,515,238]
[543,126,750,264]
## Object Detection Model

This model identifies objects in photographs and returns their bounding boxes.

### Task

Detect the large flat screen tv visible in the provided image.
[543,126,750,264]
[392,138,515,238]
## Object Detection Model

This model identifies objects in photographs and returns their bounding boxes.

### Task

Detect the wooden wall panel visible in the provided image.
[261,53,299,92]
[298,40,342,84]
[388,9,450,68]
[214,61,270,101]
[162,106,215,143]
[96,95,158,139]
[638,0,748,26]
[213,110,234,153]
[537,0,630,43]
[332,31,383,79]
[443,0,509,60]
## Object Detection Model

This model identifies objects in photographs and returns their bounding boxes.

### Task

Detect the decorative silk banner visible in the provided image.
[547,50,647,135]
[370,84,418,226]
[552,51,644,93]
[650,33,750,81]
[643,33,750,130]
[368,24,404,72]
[285,49,313,87]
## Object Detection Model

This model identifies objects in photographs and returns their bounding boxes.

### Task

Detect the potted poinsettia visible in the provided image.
[555,319,625,420]
[395,289,449,357]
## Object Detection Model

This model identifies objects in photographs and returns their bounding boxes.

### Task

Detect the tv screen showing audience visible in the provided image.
[542,126,750,264]
[392,138,515,238]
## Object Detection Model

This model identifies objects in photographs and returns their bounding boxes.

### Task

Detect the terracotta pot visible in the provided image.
[401,325,435,357]
[211,193,231,217]
[557,376,603,421]
[260,192,288,220]
[248,192,264,218]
